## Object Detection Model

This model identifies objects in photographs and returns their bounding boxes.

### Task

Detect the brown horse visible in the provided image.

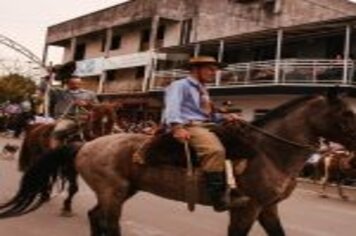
[1,90,356,236]
[19,103,117,171]
[319,150,356,199]
[17,103,117,215]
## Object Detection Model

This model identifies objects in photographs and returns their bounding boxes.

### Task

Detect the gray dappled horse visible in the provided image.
[1,89,356,236]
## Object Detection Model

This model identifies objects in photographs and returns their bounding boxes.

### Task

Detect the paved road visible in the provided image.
[1,136,356,236]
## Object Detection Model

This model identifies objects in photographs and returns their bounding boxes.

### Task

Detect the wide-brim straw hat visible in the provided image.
[184,56,226,69]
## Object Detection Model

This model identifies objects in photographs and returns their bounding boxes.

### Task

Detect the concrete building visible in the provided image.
[44,0,356,120]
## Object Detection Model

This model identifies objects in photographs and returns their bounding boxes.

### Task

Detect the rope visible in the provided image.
[184,141,194,177]
[238,120,317,151]
[183,140,197,212]
[58,102,74,120]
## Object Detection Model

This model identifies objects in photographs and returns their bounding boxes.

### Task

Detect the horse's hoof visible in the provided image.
[60,210,75,217]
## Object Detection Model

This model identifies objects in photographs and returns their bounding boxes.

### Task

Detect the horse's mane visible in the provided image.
[252,95,317,127]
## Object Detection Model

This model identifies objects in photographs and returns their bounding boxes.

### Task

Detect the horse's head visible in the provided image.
[86,103,118,138]
[309,88,356,151]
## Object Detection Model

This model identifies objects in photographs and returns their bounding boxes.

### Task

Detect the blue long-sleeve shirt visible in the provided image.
[162,77,222,126]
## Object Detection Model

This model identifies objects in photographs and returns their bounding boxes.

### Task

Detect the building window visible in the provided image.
[262,0,277,13]
[155,25,165,48]
[135,67,145,79]
[106,70,116,81]
[101,35,106,52]
[140,29,151,51]
[263,0,276,5]
[180,19,192,45]
[74,43,86,61]
[110,34,122,50]
[157,25,165,40]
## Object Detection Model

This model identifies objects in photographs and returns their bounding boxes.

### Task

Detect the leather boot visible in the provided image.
[205,172,250,212]
[204,172,229,212]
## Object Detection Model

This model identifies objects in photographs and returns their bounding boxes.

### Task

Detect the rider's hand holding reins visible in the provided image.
[222,113,243,122]
[73,100,89,107]
[172,124,191,142]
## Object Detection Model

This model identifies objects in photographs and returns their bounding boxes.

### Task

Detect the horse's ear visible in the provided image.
[326,86,341,103]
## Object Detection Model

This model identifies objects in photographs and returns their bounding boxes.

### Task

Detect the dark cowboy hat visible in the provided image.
[184,56,227,69]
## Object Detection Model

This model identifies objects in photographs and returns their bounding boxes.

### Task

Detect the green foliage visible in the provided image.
[0,74,36,103]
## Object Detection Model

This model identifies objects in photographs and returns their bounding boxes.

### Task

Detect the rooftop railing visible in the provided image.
[150,59,356,90]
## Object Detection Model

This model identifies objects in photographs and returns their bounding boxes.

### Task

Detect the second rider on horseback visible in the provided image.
[46,76,99,149]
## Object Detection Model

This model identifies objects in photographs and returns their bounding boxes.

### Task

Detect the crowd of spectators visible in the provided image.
[0,97,36,137]
[114,116,158,135]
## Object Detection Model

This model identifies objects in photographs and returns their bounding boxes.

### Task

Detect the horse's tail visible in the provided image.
[18,131,30,172]
[0,144,81,219]
[18,123,43,172]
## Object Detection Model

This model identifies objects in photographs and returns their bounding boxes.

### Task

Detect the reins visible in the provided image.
[238,120,317,152]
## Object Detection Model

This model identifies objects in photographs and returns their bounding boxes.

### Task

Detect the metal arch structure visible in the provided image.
[0,33,45,69]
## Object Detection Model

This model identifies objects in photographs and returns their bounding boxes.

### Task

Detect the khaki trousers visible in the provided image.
[186,125,225,172]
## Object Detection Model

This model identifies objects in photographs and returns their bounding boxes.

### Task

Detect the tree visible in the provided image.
[0,74,36,103]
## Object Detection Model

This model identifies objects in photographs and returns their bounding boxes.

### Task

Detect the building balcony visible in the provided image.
[150,59,356,92]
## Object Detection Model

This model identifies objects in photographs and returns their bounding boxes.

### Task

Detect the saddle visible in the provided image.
[140,122,258,168]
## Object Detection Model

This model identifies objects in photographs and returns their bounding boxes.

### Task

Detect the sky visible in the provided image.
[0,0,128,64]
[0,0,356,65]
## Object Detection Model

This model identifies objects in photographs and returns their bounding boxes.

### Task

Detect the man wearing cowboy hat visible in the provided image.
[161,56,249,211]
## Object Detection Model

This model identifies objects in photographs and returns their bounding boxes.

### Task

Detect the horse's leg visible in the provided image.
[88,205,101,236]
[258,204,285,236]
[228,203,260,236]
[336,175,349,200]
[320,177,328,198]
[91,179,135,236]
[61,171,79,217]
[319,157,331,198]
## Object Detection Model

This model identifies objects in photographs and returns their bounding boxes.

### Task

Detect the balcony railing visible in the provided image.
[150,59,356,90]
